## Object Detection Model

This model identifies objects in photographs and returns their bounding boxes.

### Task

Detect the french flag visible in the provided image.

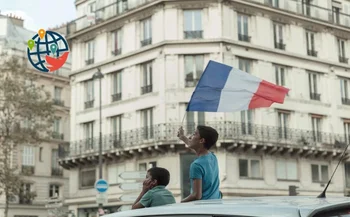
[186,60,290,112]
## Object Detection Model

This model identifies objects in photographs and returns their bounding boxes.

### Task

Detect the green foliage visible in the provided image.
[0,53,54,217]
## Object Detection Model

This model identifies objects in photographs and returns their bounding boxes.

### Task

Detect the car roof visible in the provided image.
[106,196,350,217]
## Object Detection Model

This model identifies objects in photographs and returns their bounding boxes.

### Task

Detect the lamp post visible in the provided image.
[92,68,104,210]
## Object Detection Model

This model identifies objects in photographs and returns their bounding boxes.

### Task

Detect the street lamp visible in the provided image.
[92,68,104,210]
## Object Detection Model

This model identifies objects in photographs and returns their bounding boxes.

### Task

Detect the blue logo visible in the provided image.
[27,29,69,73]
[95,179,109,193]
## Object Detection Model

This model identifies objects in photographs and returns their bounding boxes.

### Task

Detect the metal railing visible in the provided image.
[58,122,350,159]
[275,42,286,50]
[52,132,64,140]
[51,167,63,176]
[342,97,350,105]
[112,93,122,102]
[310,92,321,101]
[66,0,154,35]
[256,0,350,28]
[184,31,203,39]
[85,100,94,109]
[21,165,35,175]
[339,56,349,64]
[238,34,251,42]
[141,85,152,94]
[112,48,122,56]
[141,38,152,47]
[307,49,318,57]
[53,99,64,106]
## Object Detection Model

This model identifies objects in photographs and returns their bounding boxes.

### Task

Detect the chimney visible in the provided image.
[7,13,24,27]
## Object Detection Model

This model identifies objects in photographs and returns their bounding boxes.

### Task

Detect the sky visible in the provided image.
[1,0,76,31]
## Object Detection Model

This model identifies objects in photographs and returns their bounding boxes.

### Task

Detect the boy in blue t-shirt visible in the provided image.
[178,125,221,202]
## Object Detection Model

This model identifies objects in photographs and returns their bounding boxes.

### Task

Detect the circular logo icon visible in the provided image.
[27,29,70,73]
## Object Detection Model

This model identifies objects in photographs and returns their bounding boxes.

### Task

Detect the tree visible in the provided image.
[0,53,54,217]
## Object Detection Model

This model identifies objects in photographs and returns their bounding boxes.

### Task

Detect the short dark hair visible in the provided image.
[148,167,170,186]
[197,125,219,150]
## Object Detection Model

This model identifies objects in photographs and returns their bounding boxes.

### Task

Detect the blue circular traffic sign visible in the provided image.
[95,179,109,193]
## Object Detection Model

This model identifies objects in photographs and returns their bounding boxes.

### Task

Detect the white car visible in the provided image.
[105,196,350,217]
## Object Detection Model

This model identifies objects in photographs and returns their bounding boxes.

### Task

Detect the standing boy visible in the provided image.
[178,125,221,202]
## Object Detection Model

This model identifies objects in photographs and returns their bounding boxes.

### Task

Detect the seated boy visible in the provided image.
[132,167,176,209]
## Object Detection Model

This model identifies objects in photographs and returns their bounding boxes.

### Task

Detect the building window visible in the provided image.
[302,0,312,16]
[112,71,122,102]
[141,108,153,139]
[241,110,253,135]
[115,0,128,14]
[83,121,94,150]
[344,121,350,144]
[80,169,96,188]
[311,115,322,142]
[88,1,96,13]
[84,80,94,109]
[306,31,317,57]
[141,18,152,46]
[273,23,285,50]
[345,162,350,188]
[275,65,286,86]
[239,159,261,178]
[85,40,95,65]
[276,160,297,180]
[39,147,43,162]
[311,164,328,183]
[51,149,62,176]
[49,184,60,198]
[139,161,157,171]
[266,0,279,8]
[108,164,125,184]
[333,6,340,24]
[22,146,35,175]
[186,104,205,132]
[237,14,250,42]
[111,115,122,147]
[308,72,320,101]
[238,57,251,73]
[340,78,350,105]
[19,183,33,204]
[111,29,122,56]
[184,10,203,39]
[338,39,348,64]
[141,62,153,94]
[53,86,63,106]
[184,55,204,87]
[52,118,63,140]
[277,111,290,139]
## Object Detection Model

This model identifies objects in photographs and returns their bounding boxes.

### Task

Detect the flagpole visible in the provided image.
[181,113,186,125]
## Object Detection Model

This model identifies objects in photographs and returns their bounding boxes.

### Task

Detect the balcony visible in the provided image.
[141,38,152,47]
[111,48,122,56]
[52,132,64,140]
[238,34,251,42]
[184,30,203,39]
[19,192,36,205]
[66,0,153,35]
[21,165,35,175]
[58,122,348,168]
[310,92,321,101]
[274,42,286,50]
[141,85,152,94]
[84,100,94,109]
[85,58,94,65]
[339,56,349,64]
[342,97,350,105]
[112,93,122,102]
[53,99,64,106]
[255,0,350,28]
[307,49,318,57]
[51,167,63,176]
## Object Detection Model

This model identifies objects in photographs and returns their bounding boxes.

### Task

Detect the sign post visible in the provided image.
[95,179,109,205]
[118,171,147,180]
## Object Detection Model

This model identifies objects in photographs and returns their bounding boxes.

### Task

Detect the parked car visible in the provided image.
[105,196,350,217]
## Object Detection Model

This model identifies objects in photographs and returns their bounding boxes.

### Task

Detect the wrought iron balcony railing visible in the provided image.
[307,49,318,57]
[85,59,94,65]
[259,0,350,28]
[141,38,152,47]
[184,31,203,39]
[275,42,286,50]
[21,165,35,175]
[111,48,122,56]
[238,34,251,42]
[52,132,64,140]
[342,97,350,105]
[58,122,350,159]
[53,99,64,106]
[310,92,321,101]
[141,85,153,94]
[112,93,122,102]
[51,167,63,176]
[339,56,349,64]
[84,100,94,109]
[66,0,153,35]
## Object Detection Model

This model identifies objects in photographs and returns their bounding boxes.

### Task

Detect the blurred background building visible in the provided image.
[57,0,350,216]
[0,13,71,217]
